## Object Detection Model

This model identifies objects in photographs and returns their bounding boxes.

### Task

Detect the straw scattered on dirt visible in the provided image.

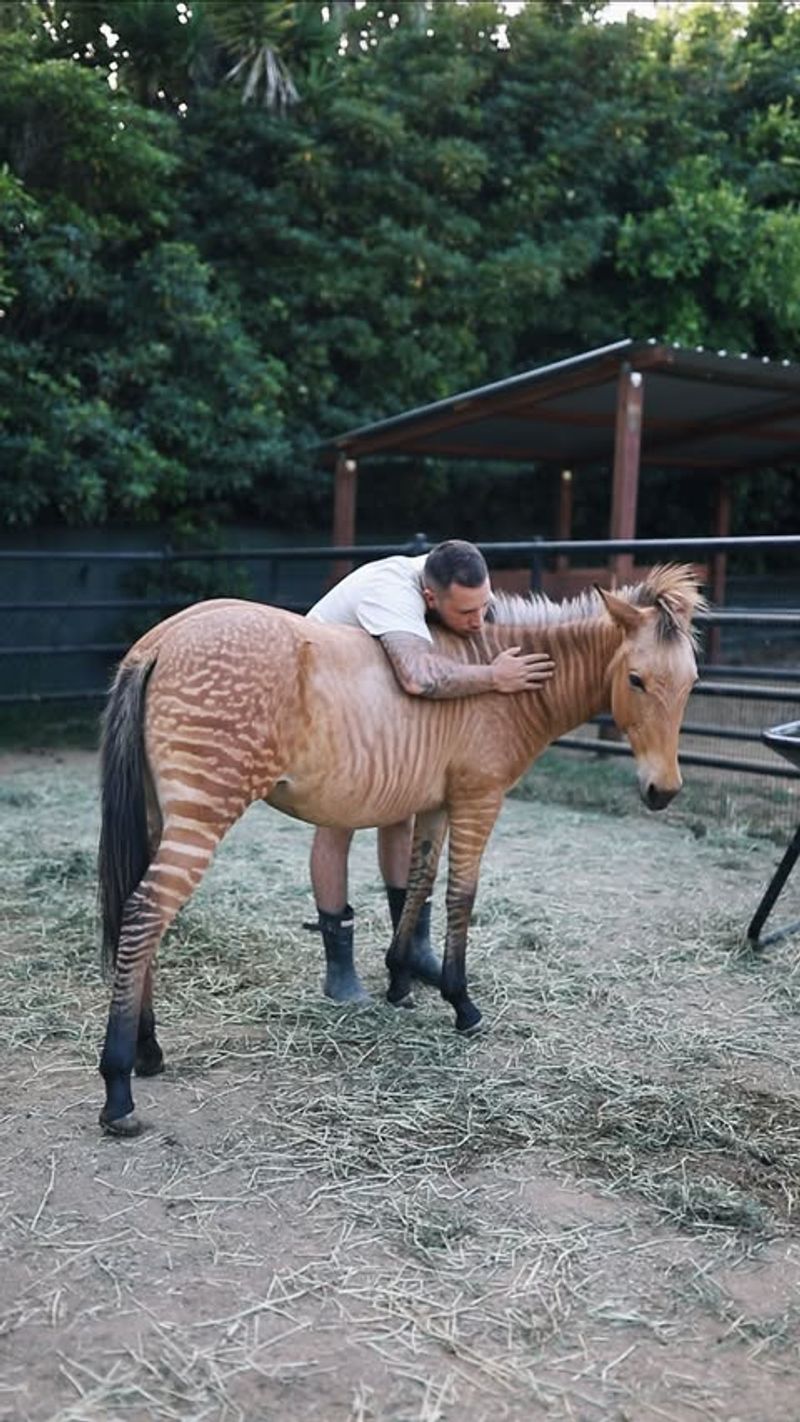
[2,749,800,1421]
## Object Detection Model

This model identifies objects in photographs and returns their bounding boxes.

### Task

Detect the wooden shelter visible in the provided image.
[322,337,800,612]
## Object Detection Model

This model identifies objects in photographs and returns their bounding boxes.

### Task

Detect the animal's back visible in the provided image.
[127,599,465,829]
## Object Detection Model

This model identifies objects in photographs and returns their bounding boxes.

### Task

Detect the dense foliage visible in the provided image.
[1,0,798,539]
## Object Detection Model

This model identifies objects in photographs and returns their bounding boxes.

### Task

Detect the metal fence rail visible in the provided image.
[1,536,798,804]
[556,738,800,779]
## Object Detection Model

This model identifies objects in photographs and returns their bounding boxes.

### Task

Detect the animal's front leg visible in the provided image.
[441,794,503,1033]
[386,807,448,1007]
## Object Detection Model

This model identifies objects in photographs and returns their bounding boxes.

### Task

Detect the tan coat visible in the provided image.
[96,567,702,1133]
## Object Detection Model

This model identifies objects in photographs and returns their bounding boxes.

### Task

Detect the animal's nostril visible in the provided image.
[646,784,677,812]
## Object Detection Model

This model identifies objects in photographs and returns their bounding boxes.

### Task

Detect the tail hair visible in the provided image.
[98,658,157,977]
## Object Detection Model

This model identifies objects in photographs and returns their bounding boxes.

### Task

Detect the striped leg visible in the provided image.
[386,808,448,1008]
[99,811,233,1135]
[135,963,163,1078]
[441,794,503,1034]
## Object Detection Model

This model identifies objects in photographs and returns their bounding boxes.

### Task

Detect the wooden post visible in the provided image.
[609,367,644,586]
[709,475,732,666]
[556,468,573,573]
[331,452,357,584]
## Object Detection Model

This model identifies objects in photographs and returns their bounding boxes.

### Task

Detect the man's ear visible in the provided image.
[595,585,644,634]
[422,584,438,611]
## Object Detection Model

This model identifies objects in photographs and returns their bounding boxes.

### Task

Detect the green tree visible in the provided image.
[1,0,799,539]
[0,27,290,530]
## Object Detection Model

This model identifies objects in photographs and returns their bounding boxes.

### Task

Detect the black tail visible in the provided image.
[98,659,157,977]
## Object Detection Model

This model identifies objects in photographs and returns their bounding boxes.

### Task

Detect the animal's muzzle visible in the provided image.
[644,783,678,812]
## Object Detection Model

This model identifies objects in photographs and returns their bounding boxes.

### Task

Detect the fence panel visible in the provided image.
[1,534,797,834]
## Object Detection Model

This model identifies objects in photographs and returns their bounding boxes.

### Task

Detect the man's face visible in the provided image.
[423,578,492,636]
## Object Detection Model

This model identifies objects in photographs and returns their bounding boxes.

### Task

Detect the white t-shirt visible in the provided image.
[307,555,433,643]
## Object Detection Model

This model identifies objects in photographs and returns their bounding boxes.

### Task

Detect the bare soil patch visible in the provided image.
[2,755,800,1420]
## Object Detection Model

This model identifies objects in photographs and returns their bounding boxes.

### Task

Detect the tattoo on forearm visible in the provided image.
[415,664,484,698]
[380,633,489,700]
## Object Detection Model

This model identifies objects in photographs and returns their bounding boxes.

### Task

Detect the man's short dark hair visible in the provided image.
[423,540,488,592]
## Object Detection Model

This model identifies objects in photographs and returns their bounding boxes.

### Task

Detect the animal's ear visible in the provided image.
[595,585,644,634]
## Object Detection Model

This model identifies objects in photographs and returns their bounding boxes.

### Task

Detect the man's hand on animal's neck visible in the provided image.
[379,633,555,700]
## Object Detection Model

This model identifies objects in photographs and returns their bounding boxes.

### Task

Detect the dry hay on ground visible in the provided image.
[2,750,800,1421]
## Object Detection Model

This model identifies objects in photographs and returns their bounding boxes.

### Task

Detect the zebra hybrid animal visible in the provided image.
[97,565,703,1135]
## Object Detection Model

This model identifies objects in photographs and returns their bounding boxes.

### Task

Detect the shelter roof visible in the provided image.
[324,338,800,472]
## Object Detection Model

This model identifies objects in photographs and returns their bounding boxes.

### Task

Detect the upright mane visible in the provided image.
[491,563,706,645]
[627,563,707,645]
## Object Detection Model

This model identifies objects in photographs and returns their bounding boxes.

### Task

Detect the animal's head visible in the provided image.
[598,566,704,811]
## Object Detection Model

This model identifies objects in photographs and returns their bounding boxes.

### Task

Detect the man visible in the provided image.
[305,539,555,1002]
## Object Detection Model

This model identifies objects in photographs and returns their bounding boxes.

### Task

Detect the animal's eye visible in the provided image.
[629,673,645,691]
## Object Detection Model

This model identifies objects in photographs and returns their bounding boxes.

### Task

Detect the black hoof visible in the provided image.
[455,1003,483,1034]
[99,1109,144,1138]
[386,968,414,1006]
[386,988,415,1010]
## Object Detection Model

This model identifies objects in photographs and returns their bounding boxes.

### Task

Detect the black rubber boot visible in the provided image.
[319,904,370,1004]
[386,886,442,988]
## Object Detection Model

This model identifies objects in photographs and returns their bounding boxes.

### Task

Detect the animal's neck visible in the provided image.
[495,615,622,746]
[537,618,620,738]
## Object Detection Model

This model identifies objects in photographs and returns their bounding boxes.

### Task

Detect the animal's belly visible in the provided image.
[265,769,446,829]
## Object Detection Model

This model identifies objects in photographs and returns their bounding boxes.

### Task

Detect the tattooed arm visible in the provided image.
[379,633,554,700]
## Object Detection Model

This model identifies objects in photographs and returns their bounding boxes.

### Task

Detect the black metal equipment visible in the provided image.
[748,721,800,948]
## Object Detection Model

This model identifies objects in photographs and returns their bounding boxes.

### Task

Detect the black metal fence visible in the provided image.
[1,533,798,829]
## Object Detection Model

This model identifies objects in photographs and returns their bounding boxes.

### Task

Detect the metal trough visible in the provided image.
[748,721,800,947]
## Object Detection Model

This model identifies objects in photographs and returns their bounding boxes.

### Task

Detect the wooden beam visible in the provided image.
[556,468,573,572]
[331,453,357,583]
[641,389,800,455]
[610,367,644,585]
[708,476,733,664]
[331,349,642,460]
[504,403,800,444]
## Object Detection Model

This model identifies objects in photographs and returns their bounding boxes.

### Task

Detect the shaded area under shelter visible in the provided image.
[320,338,800,627]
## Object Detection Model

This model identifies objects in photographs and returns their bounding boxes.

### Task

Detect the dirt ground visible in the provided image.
[2,748,800,1421]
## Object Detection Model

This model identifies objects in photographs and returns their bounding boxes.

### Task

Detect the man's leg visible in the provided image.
[311,825,354,914]
[379,820,442,988]
[310,826,369,1003]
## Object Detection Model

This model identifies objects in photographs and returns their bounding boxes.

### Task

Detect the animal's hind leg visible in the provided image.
[386,808,447,1008]
[100,809,237,1135]
[135,964,163,1077]
[134,774,165,1076]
